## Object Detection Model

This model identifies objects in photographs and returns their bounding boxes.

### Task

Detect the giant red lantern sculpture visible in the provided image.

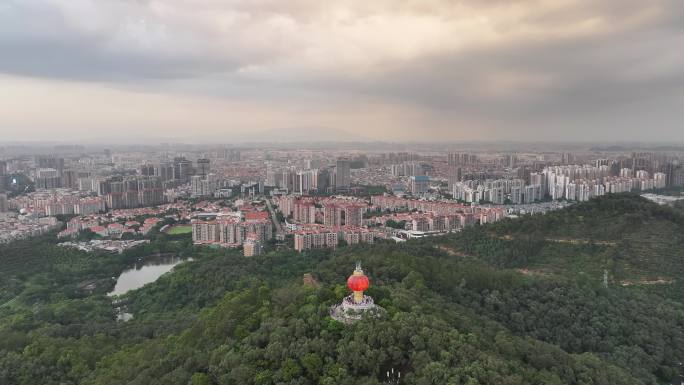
[347,263,370,303]
[330,262,384,323]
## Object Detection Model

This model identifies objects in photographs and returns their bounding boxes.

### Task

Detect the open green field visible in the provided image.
[167,225,192,235]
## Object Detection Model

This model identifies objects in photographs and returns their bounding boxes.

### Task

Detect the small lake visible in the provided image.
[108,256,191,297]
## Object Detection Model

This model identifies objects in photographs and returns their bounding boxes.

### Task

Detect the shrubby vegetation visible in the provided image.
[1,194,683,384]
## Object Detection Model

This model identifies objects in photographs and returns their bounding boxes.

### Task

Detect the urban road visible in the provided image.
[265,198,285,240]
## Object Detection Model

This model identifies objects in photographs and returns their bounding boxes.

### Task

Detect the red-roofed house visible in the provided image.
[108,223,124,236]
[90,226,108,237]
[244,211,269,221]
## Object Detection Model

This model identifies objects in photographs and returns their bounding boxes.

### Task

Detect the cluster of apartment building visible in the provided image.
[371,196,505,229]
[190,173,221,197]
[274,196,367,226]
[9,189,106,216]
[191,210,272,255]
[0,214,61,244]
[390,161,423,177]
[293,225,376,252]
[450,165,669,204]
[272,195,378,251]
[57,216,162,239]
[452,179,528,204]
[539,165,667,202]
[96,177,166,209]
[265,158,352,194]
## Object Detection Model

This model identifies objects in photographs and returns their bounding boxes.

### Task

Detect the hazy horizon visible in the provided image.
[1,0,683,142]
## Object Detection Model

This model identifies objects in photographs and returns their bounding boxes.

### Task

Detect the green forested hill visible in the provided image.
[439,193,684,282]
[1,194,684,384]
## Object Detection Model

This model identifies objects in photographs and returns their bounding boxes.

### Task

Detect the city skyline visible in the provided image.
[1,0,684,142]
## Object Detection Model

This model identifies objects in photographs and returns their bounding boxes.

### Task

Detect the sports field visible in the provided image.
[167,225,192,235]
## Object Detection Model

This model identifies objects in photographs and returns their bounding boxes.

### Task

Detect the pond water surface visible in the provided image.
[108,256,190,296]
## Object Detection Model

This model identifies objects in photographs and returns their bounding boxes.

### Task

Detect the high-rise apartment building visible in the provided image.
[173,157,193,183]
[196,158,211,177]
[296,169,318,194]
[243,235,263,257]
[191,174,219,197]
[100,177,165,209]
[36,156,65,174]
[323,204,364,227]
[154,162,175,182]
[410,175,429,195]
[0,160,7,191]
[448,153,477,167]
[192,216,272,246]
[35,168,61,189]
[335,159,351,191]
[447,167,462,191]
[0,193,8,212]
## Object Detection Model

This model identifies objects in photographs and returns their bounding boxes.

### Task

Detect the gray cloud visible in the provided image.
[1,0,683,141]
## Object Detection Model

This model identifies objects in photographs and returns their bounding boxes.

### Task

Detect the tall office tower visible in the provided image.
[196,158,211,177]
[335,159,351,191]
[448,153,478,167]
[154,162,175,182]
[0,193,7,212]
[173,157,193,183]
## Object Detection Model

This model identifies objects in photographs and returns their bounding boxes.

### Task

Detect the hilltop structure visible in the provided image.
[330,262,384,323]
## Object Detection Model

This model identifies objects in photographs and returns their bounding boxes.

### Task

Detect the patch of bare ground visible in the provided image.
[436,245,470,258]
[621,278,674,286]
[516,268,552,277]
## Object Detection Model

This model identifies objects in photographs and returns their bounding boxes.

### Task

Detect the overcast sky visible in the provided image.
[1,0,683,143]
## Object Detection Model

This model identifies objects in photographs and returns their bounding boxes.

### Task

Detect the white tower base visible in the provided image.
[330,294,384,324]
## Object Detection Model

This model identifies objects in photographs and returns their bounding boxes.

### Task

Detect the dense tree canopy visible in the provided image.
[1,194,684,384]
